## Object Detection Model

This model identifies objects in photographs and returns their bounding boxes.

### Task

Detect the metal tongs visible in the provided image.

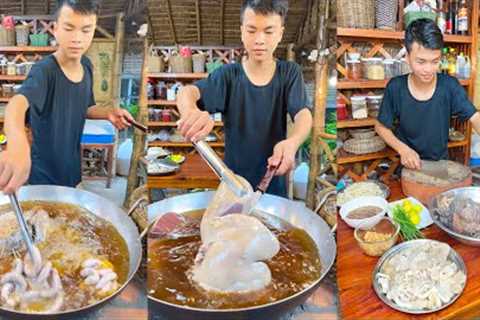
[193,140,250,197]
[8,192,36,260]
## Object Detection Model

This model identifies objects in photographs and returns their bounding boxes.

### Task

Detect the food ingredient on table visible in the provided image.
[337,182,384,206]
[392,205,424,241]
[347,205,383,219]
[364,231,392,242]
[376,241,466,311]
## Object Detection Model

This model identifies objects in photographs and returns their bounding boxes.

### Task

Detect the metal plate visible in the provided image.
[372,239,467,314]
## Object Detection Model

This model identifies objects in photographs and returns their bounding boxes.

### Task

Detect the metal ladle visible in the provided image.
[8,192,36,260]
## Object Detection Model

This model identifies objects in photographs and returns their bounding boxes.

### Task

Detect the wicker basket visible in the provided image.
[337,0,375,29]
[0,26,15,46]
[15,25,30,46]
[169,55,193,73]
[349,128,376,139]
[375,0,398,30]
[192,53,206,73]
[147,52,164,73]
[343,136,386,155]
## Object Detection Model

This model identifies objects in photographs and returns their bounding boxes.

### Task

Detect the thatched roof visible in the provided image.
[0,0,146,35]
[146,0,310,47]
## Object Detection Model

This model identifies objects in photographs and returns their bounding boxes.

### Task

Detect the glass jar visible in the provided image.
[0,61,6,75]
[147,82,154,99]
[346,59,362,80]
[2,84,14,97]
[24,62,34,75]
[351,96,368,119]
[383,59,397,79]
[367,95,383,118]
[7,62,16,76]
[361,58,369,79]
[366,58,385,80]
[161,109,172,122]
[16,63,26,75]
[337,101,348,120]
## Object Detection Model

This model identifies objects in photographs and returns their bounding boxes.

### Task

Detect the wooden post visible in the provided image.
[112,13,125,107]
[306,3,329,210]
[124,38,148,206]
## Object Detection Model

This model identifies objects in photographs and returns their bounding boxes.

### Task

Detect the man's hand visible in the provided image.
[177,108,214,142]
[268,139,300,176]
[399,145,421,170]
[0,149,31,194]
[107,108,134,130]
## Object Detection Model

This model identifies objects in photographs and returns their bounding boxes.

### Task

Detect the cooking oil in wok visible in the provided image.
[148,210,322,309]
[0,201,129,311]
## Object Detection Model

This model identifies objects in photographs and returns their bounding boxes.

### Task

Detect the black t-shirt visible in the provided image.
[18,55,95,187]
[195,60,310,197]
[377,74,476,160]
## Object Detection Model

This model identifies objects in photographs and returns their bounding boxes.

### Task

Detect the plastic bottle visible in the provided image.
[456,52,465,79]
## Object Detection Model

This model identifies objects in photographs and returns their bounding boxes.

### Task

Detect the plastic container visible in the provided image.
[367,95,383,118]
[2,84,15,97]
[399,58,411,75]
[337,101,348,120]
[346,59,362,80]
[16,63,25,75]
[383,59,397,79]
[6,62,16,75]
[366,58,385,80]
[351,95,368,119]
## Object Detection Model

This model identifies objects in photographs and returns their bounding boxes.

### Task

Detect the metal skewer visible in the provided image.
[8,193,36,260]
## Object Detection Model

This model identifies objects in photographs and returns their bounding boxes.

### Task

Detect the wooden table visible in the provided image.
[147,153,219,191]
[338,179,480,319]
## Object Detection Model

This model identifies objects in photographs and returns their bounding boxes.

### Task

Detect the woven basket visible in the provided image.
[343,136,386,154]
[169,55,193,73]
[0,26,15,46]
[349,128,376,139]
[192,53,206,73]
[337,0,375,29]
[147,53,164,73]
[375,0,398,30]
[15,25,29,46]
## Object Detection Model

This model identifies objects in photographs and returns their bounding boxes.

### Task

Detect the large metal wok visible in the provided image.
[147,191,336,320]
[0,185,143,320]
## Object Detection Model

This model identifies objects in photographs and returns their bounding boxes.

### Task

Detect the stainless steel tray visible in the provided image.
[372,239,467,314]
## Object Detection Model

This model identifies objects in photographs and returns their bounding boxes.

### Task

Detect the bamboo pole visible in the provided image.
[306,2,329,210]
[124,38,148,206]
[112,13,125,107]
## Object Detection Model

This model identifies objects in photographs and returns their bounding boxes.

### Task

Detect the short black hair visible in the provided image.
[240,0,288,25]
[56,0,99,19]
[405,18,444,52]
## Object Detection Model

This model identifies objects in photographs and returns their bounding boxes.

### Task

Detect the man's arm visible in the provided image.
[0,95,32,193]
[375,120,421,169]
[176,85,214,142]
[469,112,480,135]
[87,105,134,130]
[268,108,313,175]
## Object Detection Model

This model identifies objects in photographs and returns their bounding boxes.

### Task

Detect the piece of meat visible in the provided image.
[452,199,480,235]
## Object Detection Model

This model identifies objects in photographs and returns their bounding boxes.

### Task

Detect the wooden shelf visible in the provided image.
[337,117,377,129]
[337,78,470,89]
[0,97,10,102]
[0,46,57,52]
[0,75,26,81]
[147,72,208,79]
[338,139,469,165]
[337,28,473,43]
[148,121,223,127]
[148,141,224,147]
[148,99,177,106]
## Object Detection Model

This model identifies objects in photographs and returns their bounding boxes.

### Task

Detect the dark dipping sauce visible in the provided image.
[147,210,322,309]
[347,205,383,219]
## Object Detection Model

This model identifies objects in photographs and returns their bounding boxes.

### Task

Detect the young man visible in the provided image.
[0,0,133,194]
[376,18,480,170]
[176,0,312,197]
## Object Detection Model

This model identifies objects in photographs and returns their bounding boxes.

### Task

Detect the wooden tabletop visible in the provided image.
[148,153,219,190]
[338,179,480,319]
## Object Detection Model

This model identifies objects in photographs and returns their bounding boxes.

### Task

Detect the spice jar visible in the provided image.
[161,109,172,122]
[2,84,14,97]
[366,58,385,80]
[367,95,383,118]
[383,59,397,79]
[7,62,16,76]
[346,59,362,80]
[351,96,368,119]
